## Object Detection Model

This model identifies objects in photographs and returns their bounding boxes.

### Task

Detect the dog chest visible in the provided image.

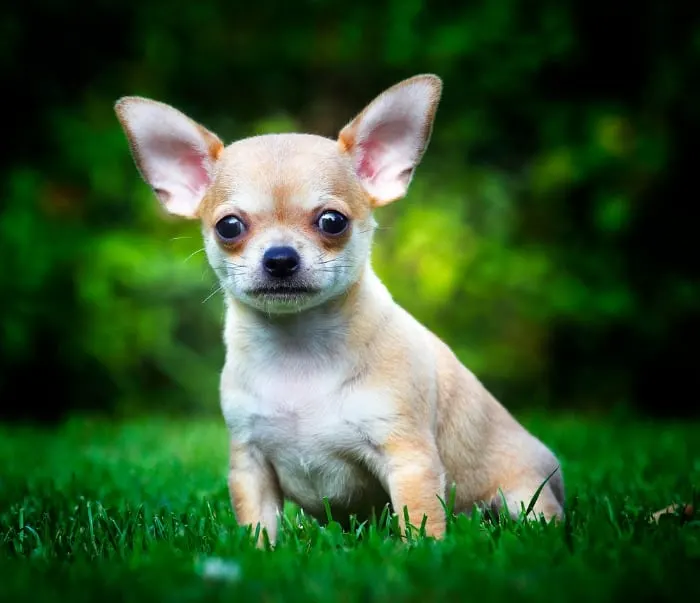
[221,369,394,513]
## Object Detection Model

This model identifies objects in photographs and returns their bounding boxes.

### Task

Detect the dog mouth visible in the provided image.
[247,286,318,298]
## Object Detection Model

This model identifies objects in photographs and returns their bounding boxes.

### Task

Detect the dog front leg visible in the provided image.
[228,441,282,547]
[382,436,447,539]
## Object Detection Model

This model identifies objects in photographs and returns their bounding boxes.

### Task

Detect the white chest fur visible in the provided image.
[221,356,394,516]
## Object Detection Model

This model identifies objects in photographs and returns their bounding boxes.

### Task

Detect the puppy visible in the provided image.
[115,74,565,544]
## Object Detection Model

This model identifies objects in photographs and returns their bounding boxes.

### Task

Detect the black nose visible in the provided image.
[262,246,300,278]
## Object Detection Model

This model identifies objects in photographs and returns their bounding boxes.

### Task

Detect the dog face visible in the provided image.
[115,75,442,314]
[197,134,376,314]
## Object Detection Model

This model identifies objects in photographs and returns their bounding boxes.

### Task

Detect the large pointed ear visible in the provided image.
[338,74,442,206]
[114,97,224,218]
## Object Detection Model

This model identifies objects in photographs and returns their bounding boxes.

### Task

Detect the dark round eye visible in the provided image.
[215,215,245,241]
[316,210,349,235]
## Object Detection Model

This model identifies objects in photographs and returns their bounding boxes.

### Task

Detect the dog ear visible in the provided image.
[338,74,442,206]
[114,97,224,218]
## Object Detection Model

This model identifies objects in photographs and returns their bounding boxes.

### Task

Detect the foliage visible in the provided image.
[1,1,699,416]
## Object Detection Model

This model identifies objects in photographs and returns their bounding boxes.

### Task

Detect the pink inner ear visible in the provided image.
[178,147,211,194]
[145,136,211,196]
[354,120,412,184]
[356,139,383,181]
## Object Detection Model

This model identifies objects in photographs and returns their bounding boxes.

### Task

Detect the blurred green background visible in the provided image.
[1,0,698,421]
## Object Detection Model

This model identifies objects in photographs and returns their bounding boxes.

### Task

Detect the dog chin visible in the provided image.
[237,286,326,314]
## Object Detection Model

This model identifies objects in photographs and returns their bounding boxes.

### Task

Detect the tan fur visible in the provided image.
[227,437,282,546]
[115,74,565,547]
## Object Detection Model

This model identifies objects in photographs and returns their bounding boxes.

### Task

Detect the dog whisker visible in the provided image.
[211,262,247,275]
[316,267,354,272]
[221,261,247,270]
[183,247,206,264]
[202,285,224,304]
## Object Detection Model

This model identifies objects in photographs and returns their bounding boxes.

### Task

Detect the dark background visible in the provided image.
[1,0,698,422]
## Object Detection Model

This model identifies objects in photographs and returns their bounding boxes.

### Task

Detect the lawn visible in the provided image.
[0,412,698,602]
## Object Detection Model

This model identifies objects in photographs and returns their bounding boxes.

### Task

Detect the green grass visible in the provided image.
[1,412,698,602]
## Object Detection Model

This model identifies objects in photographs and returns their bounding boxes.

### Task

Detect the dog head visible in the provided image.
[115,75,442,314]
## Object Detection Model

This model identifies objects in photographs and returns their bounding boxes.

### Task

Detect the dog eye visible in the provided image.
[316,210,348,235]
[215,215,246,241]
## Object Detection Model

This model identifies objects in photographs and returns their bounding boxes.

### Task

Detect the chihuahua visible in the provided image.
[115,74,564,544]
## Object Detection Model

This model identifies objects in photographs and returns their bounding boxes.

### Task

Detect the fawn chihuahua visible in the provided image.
[115,74,564,544]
